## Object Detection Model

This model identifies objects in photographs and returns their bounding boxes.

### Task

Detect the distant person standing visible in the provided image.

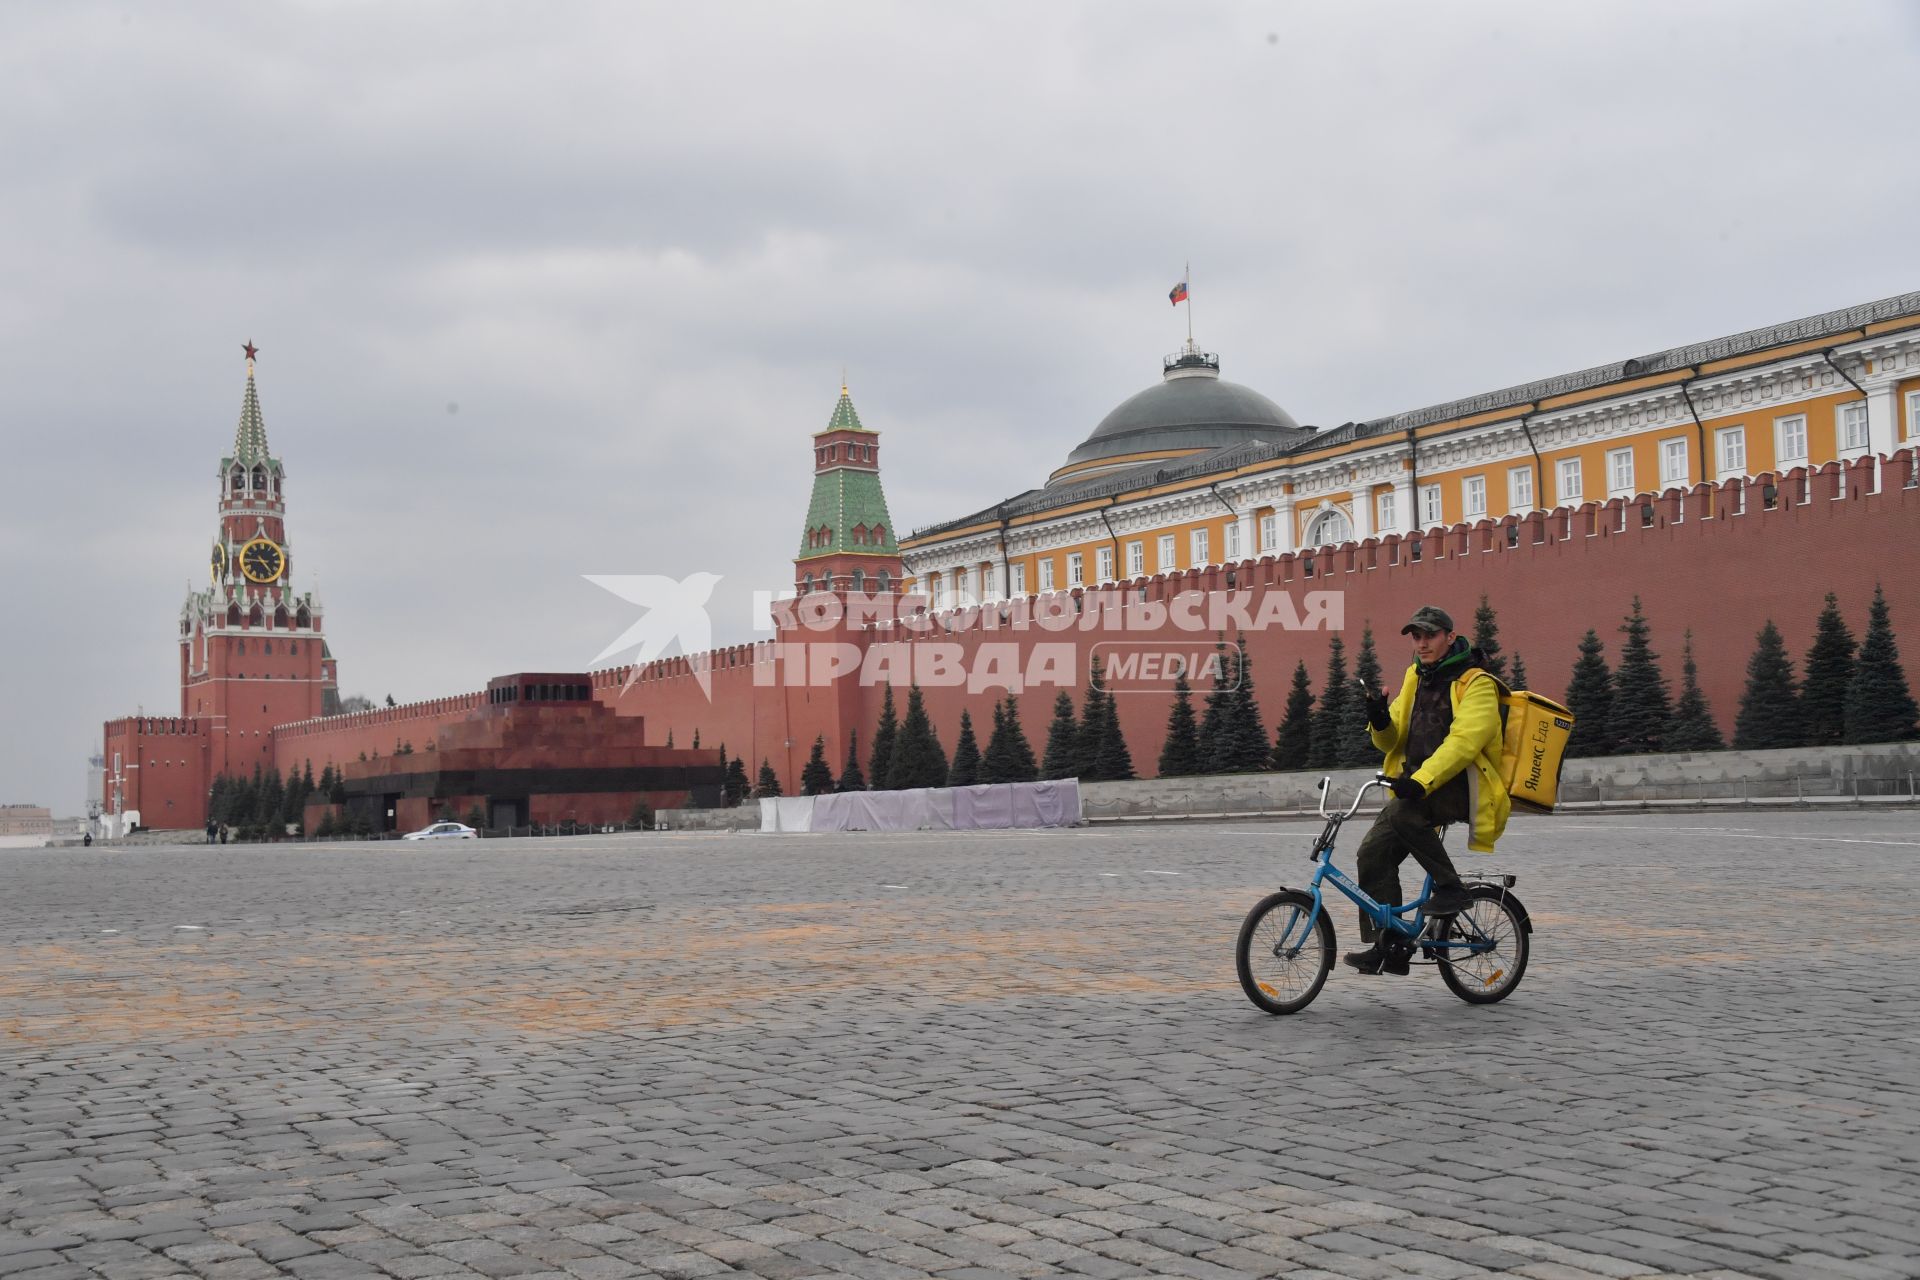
[206,817,217,844]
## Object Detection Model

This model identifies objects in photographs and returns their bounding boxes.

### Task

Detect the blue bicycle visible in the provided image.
[1236,775,1533,1015]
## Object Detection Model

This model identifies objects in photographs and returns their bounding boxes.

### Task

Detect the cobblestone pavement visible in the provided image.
[4,810,1918,1280]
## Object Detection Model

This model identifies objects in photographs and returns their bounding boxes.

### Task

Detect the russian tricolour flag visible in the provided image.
[1169,280,1189,306]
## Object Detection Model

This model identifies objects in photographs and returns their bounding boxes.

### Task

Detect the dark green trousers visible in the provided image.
[1353,796,1465,942]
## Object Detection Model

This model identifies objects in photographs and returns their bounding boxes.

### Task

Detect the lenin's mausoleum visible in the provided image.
[104,291,1920,832]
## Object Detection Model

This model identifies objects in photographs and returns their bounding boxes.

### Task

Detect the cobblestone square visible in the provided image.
[4,811,1917,1279]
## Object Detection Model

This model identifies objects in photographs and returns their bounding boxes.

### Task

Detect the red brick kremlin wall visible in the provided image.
[272,453,1918,797]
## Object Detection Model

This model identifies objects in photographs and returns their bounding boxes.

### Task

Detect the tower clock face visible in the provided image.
[239,537,285,583]
[211,544,227,582]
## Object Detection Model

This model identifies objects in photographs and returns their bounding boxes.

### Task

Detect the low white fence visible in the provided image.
[759,780,1083,833]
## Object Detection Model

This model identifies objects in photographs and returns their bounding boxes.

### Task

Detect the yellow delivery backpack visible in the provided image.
[1499,687,1575,813]
[1459,670,1576,814]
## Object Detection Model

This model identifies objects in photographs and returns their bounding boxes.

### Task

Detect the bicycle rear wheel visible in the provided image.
[1436,886,1529,1004]
[1236,890,1335,1015]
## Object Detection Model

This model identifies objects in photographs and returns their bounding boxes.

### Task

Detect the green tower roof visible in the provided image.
[819,386,870,433]
[231,365,273,467]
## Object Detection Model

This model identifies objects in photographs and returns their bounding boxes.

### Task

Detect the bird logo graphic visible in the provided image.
[584,572,722,699]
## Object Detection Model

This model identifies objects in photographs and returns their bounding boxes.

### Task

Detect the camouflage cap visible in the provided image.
[1400,605,1455,636]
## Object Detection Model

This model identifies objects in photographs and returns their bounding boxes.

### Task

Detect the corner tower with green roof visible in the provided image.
[794,384,904,595]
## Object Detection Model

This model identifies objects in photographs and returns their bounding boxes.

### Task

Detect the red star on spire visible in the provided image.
[242,340,259,363]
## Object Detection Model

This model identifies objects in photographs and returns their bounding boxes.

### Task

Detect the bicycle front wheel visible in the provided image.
[1436,886,1530,1004]
[1236,890,1335,1015]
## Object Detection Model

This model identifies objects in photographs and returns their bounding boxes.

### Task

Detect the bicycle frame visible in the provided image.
[1300,776,1493,957]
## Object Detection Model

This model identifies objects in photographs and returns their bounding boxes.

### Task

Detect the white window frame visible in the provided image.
[931,572,947,610]
[1837,401,1869,455]
[1258,513,1277,552]
[1419,483,1443,528]
[1224,520,1242,561]
[1907,391,1920,442]
[1506,465,1533,514]
[1717,426,1747,479]
[1190,528,1209,567]
[1463,475,1487,519]
[1607,447,1635,497]
[1775,414,1808,467]
[1095,546,1114,583]
[1374,490,1395,532]
[1011,562,1027,597]
[1659,437,1690,488]
[1157,534,1175,573]
[1066,552,1084,587]
[1126,540,1144,578]
[1556,458,1582,505]
[958,566,976,603]
[1037,557,1055,593]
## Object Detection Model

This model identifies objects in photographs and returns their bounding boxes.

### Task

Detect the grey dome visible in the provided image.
[1051,350,1305,486]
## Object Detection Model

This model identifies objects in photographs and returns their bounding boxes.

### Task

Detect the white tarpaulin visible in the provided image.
[758,796,816,832]
[762,780,1081,833]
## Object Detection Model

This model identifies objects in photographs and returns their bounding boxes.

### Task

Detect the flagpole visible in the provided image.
[1186,259,1193,346]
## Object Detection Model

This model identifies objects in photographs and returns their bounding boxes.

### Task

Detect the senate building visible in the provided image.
[101,290,1920,830]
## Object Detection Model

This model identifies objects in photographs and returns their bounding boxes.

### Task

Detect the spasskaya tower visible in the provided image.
[179,343,339,773]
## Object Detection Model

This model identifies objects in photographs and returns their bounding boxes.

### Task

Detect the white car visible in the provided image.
[402,821,478,841]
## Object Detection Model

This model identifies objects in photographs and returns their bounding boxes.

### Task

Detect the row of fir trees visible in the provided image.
[1564,585,1918,757]
[208,761,351,839]
[727,586,1916,799]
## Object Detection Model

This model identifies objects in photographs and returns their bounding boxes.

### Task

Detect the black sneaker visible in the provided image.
[1380,944,1412,976]
[1425,884,1475,917]
[1342,945,1387,975]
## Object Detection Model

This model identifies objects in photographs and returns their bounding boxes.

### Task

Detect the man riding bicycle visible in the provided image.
[1343,605,1511,976]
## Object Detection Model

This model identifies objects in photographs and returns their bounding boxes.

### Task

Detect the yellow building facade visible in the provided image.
[899,292,1920,605]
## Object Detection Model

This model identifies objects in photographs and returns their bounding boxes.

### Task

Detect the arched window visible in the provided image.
[274,605,289,629]
[248,604,264,628]
[1304,508,1353,548]
[295,606,310,628]
[264,640,273,655]
[872,524,885,544]
[876,571,891,594]
[237,639,246,655]
[852,569,866,591]
[851,524,867,546]
[251,465,266,492]
[230,468,244,494]
[803,573,814,593]
[227,603,241,626]
[290,641,298,655]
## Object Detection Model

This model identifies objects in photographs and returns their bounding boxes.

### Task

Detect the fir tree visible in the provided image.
[1508,652,1529,692]
[255,767,285,831]
[836,731,867,792]
[1337,627,1383,768]
[1607,597,1672,756]
[800,736,835,796]
[1307,637,1350,769]
[1074,658,1110,780]
[1270,660,1314,771]
[948,710,982,786]
[1094,679,1137,782]
[724,755,750,806]
[1042,691,1081,780]
[756,759,782,798]
[989,695,1040,782]
[1223,636,1267,771]
[886,685,949,789]
[1733,621,1803,750]
[1158,670,1203,777]
[1200,636,1237,774]
[1564,630,1616,758]
[1801,592,1857,747]
[666,729,674,749]
[692,729,700,749]
[1843,585,1920,744]
[1472,595,1506,681]
[1665,631,1725,752]
[868,684,899,791]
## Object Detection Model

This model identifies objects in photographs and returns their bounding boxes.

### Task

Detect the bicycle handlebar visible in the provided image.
[1316,774,1393,819]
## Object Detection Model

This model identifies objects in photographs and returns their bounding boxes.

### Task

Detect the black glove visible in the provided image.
[1388,773,1425,801]
[1364,690,1391,731]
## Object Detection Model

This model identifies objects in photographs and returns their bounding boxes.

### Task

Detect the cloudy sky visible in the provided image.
[6,2,1919,815]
